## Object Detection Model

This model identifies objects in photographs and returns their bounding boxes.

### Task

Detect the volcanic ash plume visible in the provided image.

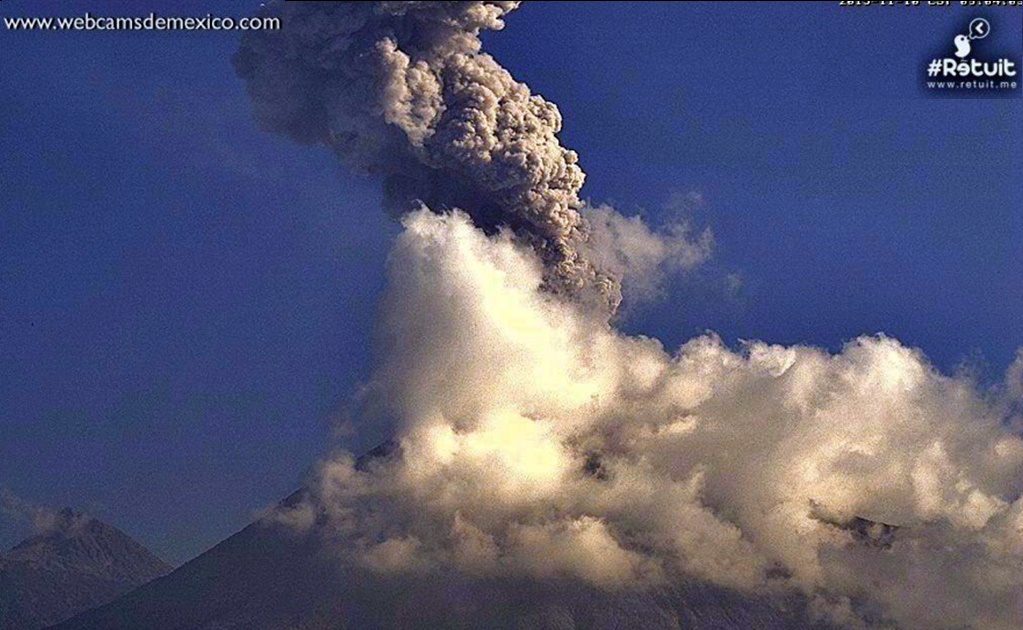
[234,1,630,309]
[235,3,1023,629]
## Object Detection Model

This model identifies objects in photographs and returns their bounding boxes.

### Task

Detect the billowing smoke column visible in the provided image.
[234,1,620,309]
[236,3,1023,629]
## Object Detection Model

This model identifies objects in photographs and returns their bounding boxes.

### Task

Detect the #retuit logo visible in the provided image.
[925,16,1020,95]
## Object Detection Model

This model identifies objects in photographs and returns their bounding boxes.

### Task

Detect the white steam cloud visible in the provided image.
[235,3,1023,628]
[582,204,713,305]
[280,211,1023,629]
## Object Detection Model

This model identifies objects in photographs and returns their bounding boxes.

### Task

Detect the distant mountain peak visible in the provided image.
[0,509,171,630]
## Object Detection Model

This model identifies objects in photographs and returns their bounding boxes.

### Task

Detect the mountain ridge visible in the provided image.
[0,508,171,630]
[52,464,836,629]
[52,505,835,629]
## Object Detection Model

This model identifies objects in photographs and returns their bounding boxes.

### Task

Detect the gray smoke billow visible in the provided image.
[234,1,624,310]
[0,489,92,536]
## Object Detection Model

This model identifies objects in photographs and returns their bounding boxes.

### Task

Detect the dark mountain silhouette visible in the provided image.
[52,500,832,629]
[52,449,836,629]
[0,508,171,630]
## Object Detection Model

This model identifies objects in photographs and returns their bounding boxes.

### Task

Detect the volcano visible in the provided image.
[0,509,170,629]
[53,486,834,629]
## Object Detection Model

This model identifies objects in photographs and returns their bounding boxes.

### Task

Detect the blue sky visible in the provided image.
[1,1,1020,564]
